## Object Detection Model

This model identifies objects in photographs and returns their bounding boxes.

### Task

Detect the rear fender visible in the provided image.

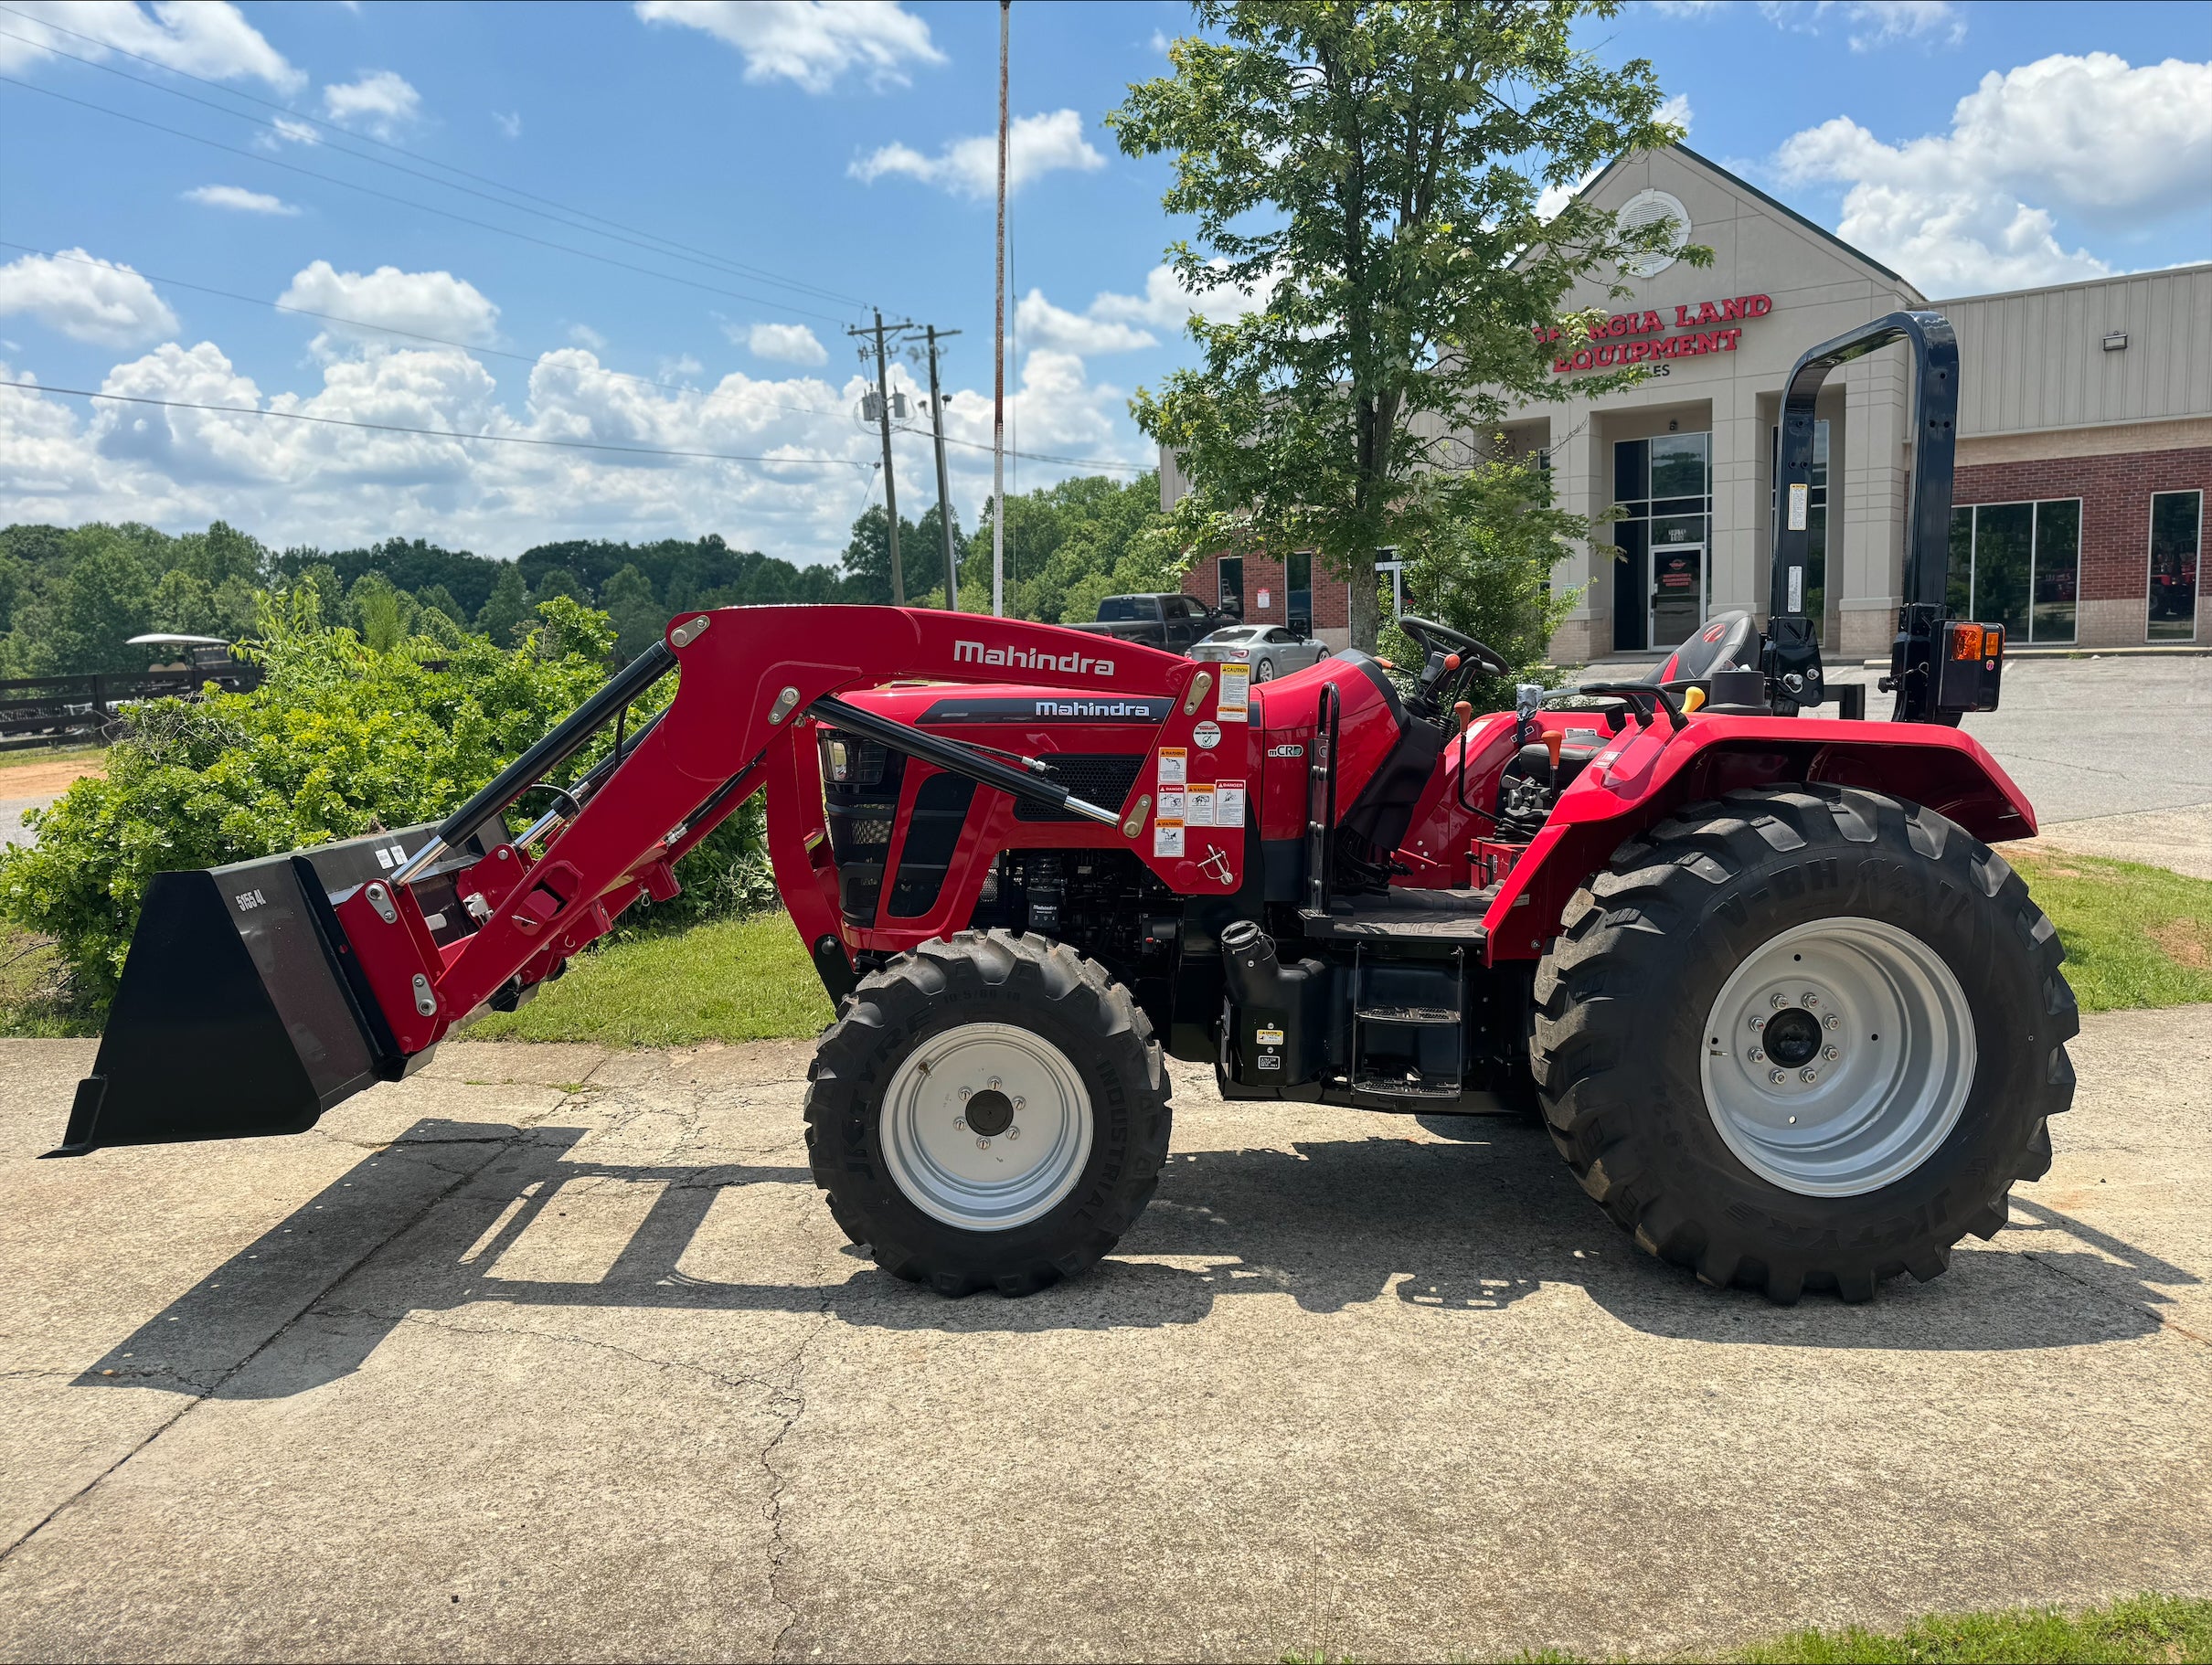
[1480,715,2037,961]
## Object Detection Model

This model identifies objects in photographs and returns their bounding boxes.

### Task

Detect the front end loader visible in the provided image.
[60,312,2071,1305]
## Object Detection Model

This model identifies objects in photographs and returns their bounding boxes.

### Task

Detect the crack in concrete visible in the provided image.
[2016,1248,2212,1350]
[0,1123,531,1570]
[763,1294,837,1661]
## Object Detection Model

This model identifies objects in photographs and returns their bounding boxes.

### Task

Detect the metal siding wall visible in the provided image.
[1949,267,2212,438]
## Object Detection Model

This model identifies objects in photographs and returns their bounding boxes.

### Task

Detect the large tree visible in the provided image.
[1110,0,1696,649]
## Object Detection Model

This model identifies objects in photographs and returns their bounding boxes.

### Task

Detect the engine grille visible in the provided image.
[1016,754,1144,822]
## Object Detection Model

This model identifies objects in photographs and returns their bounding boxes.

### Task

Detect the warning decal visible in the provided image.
[1158,746,1187,787]
[1153,818,1185,858]
[1217,663,1250,722]
[1186,783,1216,827]
[1215,779,1247,827]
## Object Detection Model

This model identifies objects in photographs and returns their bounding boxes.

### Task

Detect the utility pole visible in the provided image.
[924,325,962,610]
[850,308,909,605]
[993,0,1010,618]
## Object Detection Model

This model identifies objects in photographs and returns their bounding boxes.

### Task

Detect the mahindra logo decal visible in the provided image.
[955,639,1115,676]
[1035,699,1158,718]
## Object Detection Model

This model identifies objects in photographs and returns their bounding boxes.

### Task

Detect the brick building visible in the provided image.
[1166,143,2210,657]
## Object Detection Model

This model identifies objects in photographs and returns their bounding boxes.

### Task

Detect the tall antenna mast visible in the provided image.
[992,0,1010,618]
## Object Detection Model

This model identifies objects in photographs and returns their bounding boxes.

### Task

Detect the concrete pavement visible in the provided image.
[1,1008,2207,1662]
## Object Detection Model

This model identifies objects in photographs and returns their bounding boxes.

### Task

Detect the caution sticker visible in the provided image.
[1153,818,1185,858]
[1214,779,1246,827]
[1186,783,1216,827]
[1158,746,1187,787]
[1217,663,1250,722]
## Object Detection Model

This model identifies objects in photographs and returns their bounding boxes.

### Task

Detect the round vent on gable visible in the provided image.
[1616,188,1691,279]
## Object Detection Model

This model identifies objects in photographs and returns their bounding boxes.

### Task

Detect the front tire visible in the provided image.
[1532,786,2077,1303]
[804,930,1173,1296]
[1253,658,1274,684]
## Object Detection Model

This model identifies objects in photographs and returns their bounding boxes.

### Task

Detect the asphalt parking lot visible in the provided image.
[2,1005,2208,1662]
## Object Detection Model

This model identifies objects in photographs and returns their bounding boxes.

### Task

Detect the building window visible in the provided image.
[1947,500,2079,643]
[1769,420,1831,642]
[1218,556,1244,619]
[1611,432,1711,652]
[2150,491,2204,642]
[1287,551,1314,631]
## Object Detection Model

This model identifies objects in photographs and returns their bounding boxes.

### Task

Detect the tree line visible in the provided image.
[0,468,1164,676]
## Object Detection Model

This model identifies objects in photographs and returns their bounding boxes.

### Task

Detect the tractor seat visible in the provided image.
[1644,610,1757,689]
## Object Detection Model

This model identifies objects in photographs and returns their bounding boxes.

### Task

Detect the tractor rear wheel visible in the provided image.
[804,930,1173,1297]
[1532,785,2077,1303]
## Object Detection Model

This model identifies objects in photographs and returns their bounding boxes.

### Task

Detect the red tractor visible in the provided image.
[59,313,2071,1305]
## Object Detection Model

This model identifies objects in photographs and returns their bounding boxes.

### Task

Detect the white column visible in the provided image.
[1708,381,1760,616]
[1836,356,1909,658]
[1548,412,1606,663]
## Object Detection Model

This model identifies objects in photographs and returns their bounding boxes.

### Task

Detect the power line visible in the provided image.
[0,73,859,328]
[0,378,872,472]
[894,422,1146,475]
[0,5,868,312]
[0,240,845,427]
[0,23,867,313]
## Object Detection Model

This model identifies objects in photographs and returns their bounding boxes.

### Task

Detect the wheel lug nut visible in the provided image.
[1824,1013,1840,1031]
[1013,1097,1025,1109]
[1749,1048,1766,1063]
[1823,1045,1840,1061]
[1803,993,1819,1008]
[975,1136,991,1150]
[1771,994,1789,1010]
[1799,1068,1818,1084]
[988,1077,1002,1090]
[1007,1126,1020,1140]
[1749,1015,1766,1031]
[1769,1069,1787,1085]
[959,1086,972,1098]
[953,1118,966,1130]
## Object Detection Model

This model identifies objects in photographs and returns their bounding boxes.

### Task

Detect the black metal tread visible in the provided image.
[1354,1005,1460,1024]
[1351,1073,1465,1099]
[1297,886,1494,945]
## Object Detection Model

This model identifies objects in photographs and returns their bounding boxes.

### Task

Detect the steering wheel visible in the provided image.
[1397,614,1509,718]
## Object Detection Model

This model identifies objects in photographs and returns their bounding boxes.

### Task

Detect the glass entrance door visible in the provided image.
[1650,543,1705,647]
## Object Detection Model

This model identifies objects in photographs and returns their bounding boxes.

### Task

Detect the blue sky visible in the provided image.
[0,0,2206,567]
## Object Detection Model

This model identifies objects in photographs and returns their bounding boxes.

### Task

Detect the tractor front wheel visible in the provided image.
[1532,785,2077,1302]
[804,930,1173,1297]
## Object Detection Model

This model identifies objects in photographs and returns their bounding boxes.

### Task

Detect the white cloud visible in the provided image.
[1016,291,1157,355]
[1834,2,1964,50]
[0,249,178,346]
[182,184,300,216]
[742,322,829,366]
[322,70,422,139]
[1088,262,1278,332]
[1149,28,1171,54]
[261,114,320,148]
[494,111,522,140]
[0,1,302,92]
[1775,52,2212,291]
[634,0,942,93]
[567,323,609,351]
[850,109,1105,198]
[278,262,500,346]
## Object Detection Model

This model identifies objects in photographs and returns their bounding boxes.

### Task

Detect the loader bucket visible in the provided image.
[55,824,449,1156]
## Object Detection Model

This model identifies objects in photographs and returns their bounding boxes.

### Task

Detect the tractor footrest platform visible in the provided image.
[1299,886,1492,949]
[1351,1072,1464,1099]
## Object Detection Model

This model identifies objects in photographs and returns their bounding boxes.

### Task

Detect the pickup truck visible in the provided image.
[1066,593,1234,654]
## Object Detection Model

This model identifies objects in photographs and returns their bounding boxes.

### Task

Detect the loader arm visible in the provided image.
[61,606,1244,1152]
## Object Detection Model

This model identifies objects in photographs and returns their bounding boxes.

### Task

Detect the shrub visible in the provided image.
[0,588,768,1004]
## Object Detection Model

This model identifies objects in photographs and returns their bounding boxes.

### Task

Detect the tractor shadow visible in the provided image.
[79,1112,2177,1400]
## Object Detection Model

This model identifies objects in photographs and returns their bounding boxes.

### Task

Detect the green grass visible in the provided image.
[1287,1593,2212,1664]
[463,910,832,1045]
[0,921,100,1038]
[2012,850,2212,1013]
[1732,1593,2212,1663]
[0,742,106,775]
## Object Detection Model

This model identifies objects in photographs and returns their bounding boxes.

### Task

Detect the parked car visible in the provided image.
[1189,622,1331,682]
[1066,593,1233,653]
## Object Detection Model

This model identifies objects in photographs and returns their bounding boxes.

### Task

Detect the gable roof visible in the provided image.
[1537,142,1920,298]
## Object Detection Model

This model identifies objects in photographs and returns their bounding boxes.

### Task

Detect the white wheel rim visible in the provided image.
[879,1022,1094,1231]
[1699,917,1976,1197]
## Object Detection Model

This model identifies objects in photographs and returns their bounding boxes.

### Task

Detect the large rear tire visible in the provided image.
[804,930,1173,1297]
[1532,785,2077,1303]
